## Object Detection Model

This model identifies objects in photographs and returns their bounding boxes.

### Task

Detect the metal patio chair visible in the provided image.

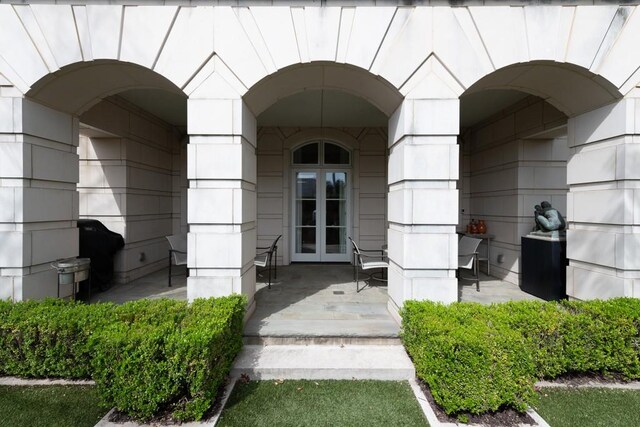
[458,235,483,291]
[255,235,281,289]
[166,234,187,287]
[349,237,388,293]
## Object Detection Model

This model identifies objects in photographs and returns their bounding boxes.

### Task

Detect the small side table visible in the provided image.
[461,233,495,275]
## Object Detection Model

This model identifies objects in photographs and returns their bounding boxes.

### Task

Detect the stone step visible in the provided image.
[243,319,400,338]
[232,344,415,381]
[243,335,401,346]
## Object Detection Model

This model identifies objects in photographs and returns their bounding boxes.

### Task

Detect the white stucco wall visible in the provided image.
[79,96,186,284]
[461,96,569,285]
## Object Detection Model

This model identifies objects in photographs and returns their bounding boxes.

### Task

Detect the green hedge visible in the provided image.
[401,298,640,416]
[0,296,245,421]
[0,299,116,378]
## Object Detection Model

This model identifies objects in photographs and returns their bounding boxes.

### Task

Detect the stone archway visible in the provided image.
[459,60,638,300]
[185,61,408,316]
[0,59,187,300]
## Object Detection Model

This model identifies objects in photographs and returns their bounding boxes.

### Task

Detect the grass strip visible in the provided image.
[0,385,107,427]
[535,387,640,427]
[218,380,428,427]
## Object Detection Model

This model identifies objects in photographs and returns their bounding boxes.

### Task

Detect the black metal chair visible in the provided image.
[255,235,281,289]
[349,237,388,293]
[166,234,187,287]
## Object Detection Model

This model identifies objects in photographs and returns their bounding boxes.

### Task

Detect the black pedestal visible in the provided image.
[521,236,568,301]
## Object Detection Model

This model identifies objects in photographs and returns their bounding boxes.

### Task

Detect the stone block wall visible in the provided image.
[0,98,79,300]
[79,96,185,284]
[255,127,388,265]
[566,98,640,299]
[460,96,568,284]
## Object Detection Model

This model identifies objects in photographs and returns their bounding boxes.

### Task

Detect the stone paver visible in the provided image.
[459,272,542,304]
[92,264,539,336]
[90,266,187,304]
[245,264,399,338]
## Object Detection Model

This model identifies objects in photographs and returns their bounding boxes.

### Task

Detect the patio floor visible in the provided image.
[89,264,541,337]
[89,266,187,304]
[244,264,398,339]
[459,272,543,304]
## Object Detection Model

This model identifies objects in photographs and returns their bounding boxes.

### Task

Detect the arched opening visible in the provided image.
[16,60,188,300]
[458,61,624,302]
[27,60,185,115]
[241,63,403,338]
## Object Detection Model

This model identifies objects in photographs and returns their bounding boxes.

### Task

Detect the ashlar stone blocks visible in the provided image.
[387,98,460,308]
[0,98,78,300]
[187,94,258,307]
[566,98,640,299]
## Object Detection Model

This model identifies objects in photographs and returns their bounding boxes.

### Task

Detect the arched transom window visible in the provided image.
[292,141,350,166]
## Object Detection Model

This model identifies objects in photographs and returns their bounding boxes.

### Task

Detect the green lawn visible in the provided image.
[0,385,107,427]
[535,387,640,427]
[218,380,428,426]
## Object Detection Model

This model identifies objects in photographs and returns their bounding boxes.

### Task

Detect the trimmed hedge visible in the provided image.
[0,295,245,421]
[401,298,640,416]
[0,299,116,378]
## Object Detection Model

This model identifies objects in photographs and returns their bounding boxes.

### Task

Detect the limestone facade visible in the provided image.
[1,2,639,312]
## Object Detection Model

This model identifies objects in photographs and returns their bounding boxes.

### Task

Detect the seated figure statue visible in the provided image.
[532,201,566,237]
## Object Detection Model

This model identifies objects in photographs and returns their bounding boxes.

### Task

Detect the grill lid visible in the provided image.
[52,257,91,272]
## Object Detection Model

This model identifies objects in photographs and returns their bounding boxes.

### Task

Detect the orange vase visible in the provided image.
[477,220,487,234]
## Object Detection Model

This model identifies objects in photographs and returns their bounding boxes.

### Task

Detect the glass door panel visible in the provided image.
[325,227,346,254]
[292,172,319,261]
[322,172,349,261]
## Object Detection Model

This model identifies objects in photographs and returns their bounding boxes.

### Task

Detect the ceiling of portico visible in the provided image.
[27,61,186,116]
[257,89,387,128]
[460,90,529,128]
[26,61,620,134]
[257,86,545,131]
[110,85,547,131]
[117,89,187,128]
[244,63,404,118]
[464,62,621,117]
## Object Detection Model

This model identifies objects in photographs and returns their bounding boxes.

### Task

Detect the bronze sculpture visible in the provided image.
[533,201,566,235]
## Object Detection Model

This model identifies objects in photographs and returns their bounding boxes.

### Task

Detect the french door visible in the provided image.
[292,170,350,262]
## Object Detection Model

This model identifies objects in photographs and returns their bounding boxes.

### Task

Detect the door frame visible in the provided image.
[290,167,352,263]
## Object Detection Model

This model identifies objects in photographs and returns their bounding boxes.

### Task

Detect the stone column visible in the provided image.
[0,97,79,300]
[566,97,640,299]
[387,98,460,313]
[186,97,257,308]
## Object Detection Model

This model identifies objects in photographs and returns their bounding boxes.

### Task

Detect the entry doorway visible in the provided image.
[292,170,350,262]
[290,141,351,262]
